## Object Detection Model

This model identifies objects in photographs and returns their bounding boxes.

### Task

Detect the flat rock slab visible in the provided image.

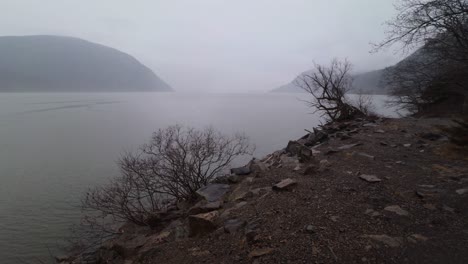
[196,184,230,202]
[249,248,274,258]
[273,178,297,190]
[359,174,382,183]
[384,205,409,216]
[357,152,375,160]
[364,234,403,248]
[230,165,251,175]
[338,142,363,150]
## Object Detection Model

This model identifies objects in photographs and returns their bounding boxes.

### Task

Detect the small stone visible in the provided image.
[363,123,378,127]
[384,205,409,216]
[375,129,385,133]
[224,219,246,234]
[338,142,363,150]
[364,234,403,247]
[330,216,339,222]
[410,234,429,242]
[235,201,247,208]
[273,178,297,191]
[403,144,412,147]
[293,164,302,171]
[249,248,274,258]
[358,152,375,160]
[359,174,382,183]
[305,225,315,233]
[456,188,468,195]
[365,209,380,217]
[380,141,388,146]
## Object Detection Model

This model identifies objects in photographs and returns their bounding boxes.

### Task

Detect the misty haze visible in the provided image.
[0,1,467,264]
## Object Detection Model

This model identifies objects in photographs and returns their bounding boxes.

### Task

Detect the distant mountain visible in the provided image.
[0,35,172,92]
[271,69,387,94]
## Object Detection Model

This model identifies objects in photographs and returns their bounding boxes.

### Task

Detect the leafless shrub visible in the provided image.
[353,90,376,117]
[295,59,364,122]
[82,125,253,228]
[375,0,468,58]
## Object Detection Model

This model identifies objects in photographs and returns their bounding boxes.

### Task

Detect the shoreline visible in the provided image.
[62,116,468,264]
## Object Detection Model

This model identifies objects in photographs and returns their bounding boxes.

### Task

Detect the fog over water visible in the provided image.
[0,0,403,93]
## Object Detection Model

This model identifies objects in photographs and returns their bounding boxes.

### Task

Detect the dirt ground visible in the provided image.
[102,118,468,264]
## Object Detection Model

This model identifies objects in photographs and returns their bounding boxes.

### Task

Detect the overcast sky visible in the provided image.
[0,0,405,92]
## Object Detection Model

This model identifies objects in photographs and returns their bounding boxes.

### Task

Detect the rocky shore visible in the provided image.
[62,117,468,264]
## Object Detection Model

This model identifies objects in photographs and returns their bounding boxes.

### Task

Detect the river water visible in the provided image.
[0,92,396,263]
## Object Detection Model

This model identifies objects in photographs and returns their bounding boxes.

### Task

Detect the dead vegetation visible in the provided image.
[295,59,367,122]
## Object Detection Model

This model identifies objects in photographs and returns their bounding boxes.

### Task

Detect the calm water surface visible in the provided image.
[0,92,396,263]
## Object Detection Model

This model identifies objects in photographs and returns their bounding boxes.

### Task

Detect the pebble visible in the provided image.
[359,174,382,183]
[384,205,409,216]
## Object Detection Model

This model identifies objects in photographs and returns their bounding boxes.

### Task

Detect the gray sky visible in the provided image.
[0,0,403,92]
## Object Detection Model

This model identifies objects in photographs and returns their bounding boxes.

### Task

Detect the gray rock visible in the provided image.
[188,211,219,237]
[365,208,381,217]
[357,152,375,160]
[363,123,378,127]
[245,221,259,243]
[273,178,297,191]
[196,184,230,202]
[250,187,272,196]
[231,165,251,175]
[359,174,382,183]
[285,140,313,161]
[338,142,363,150]
[305,225,315,233]
[227,174,241,183]
[188,201,222,215]
[249,158,268,173]
[248,248,274,258]
[224,219,246,234]
[456,188,468,195]
[409,234,429,242]
[364,234,403,247]
[384,205,409,216]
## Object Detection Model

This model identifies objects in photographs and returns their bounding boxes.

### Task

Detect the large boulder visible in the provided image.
[196,184,230,202]
[285,141,313,161]
[189,211,219,237]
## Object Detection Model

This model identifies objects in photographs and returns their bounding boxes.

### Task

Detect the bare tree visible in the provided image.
[82,125,252,228]
[375,0,468,115]
[376,0,468,58]
[295,59,364,122]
